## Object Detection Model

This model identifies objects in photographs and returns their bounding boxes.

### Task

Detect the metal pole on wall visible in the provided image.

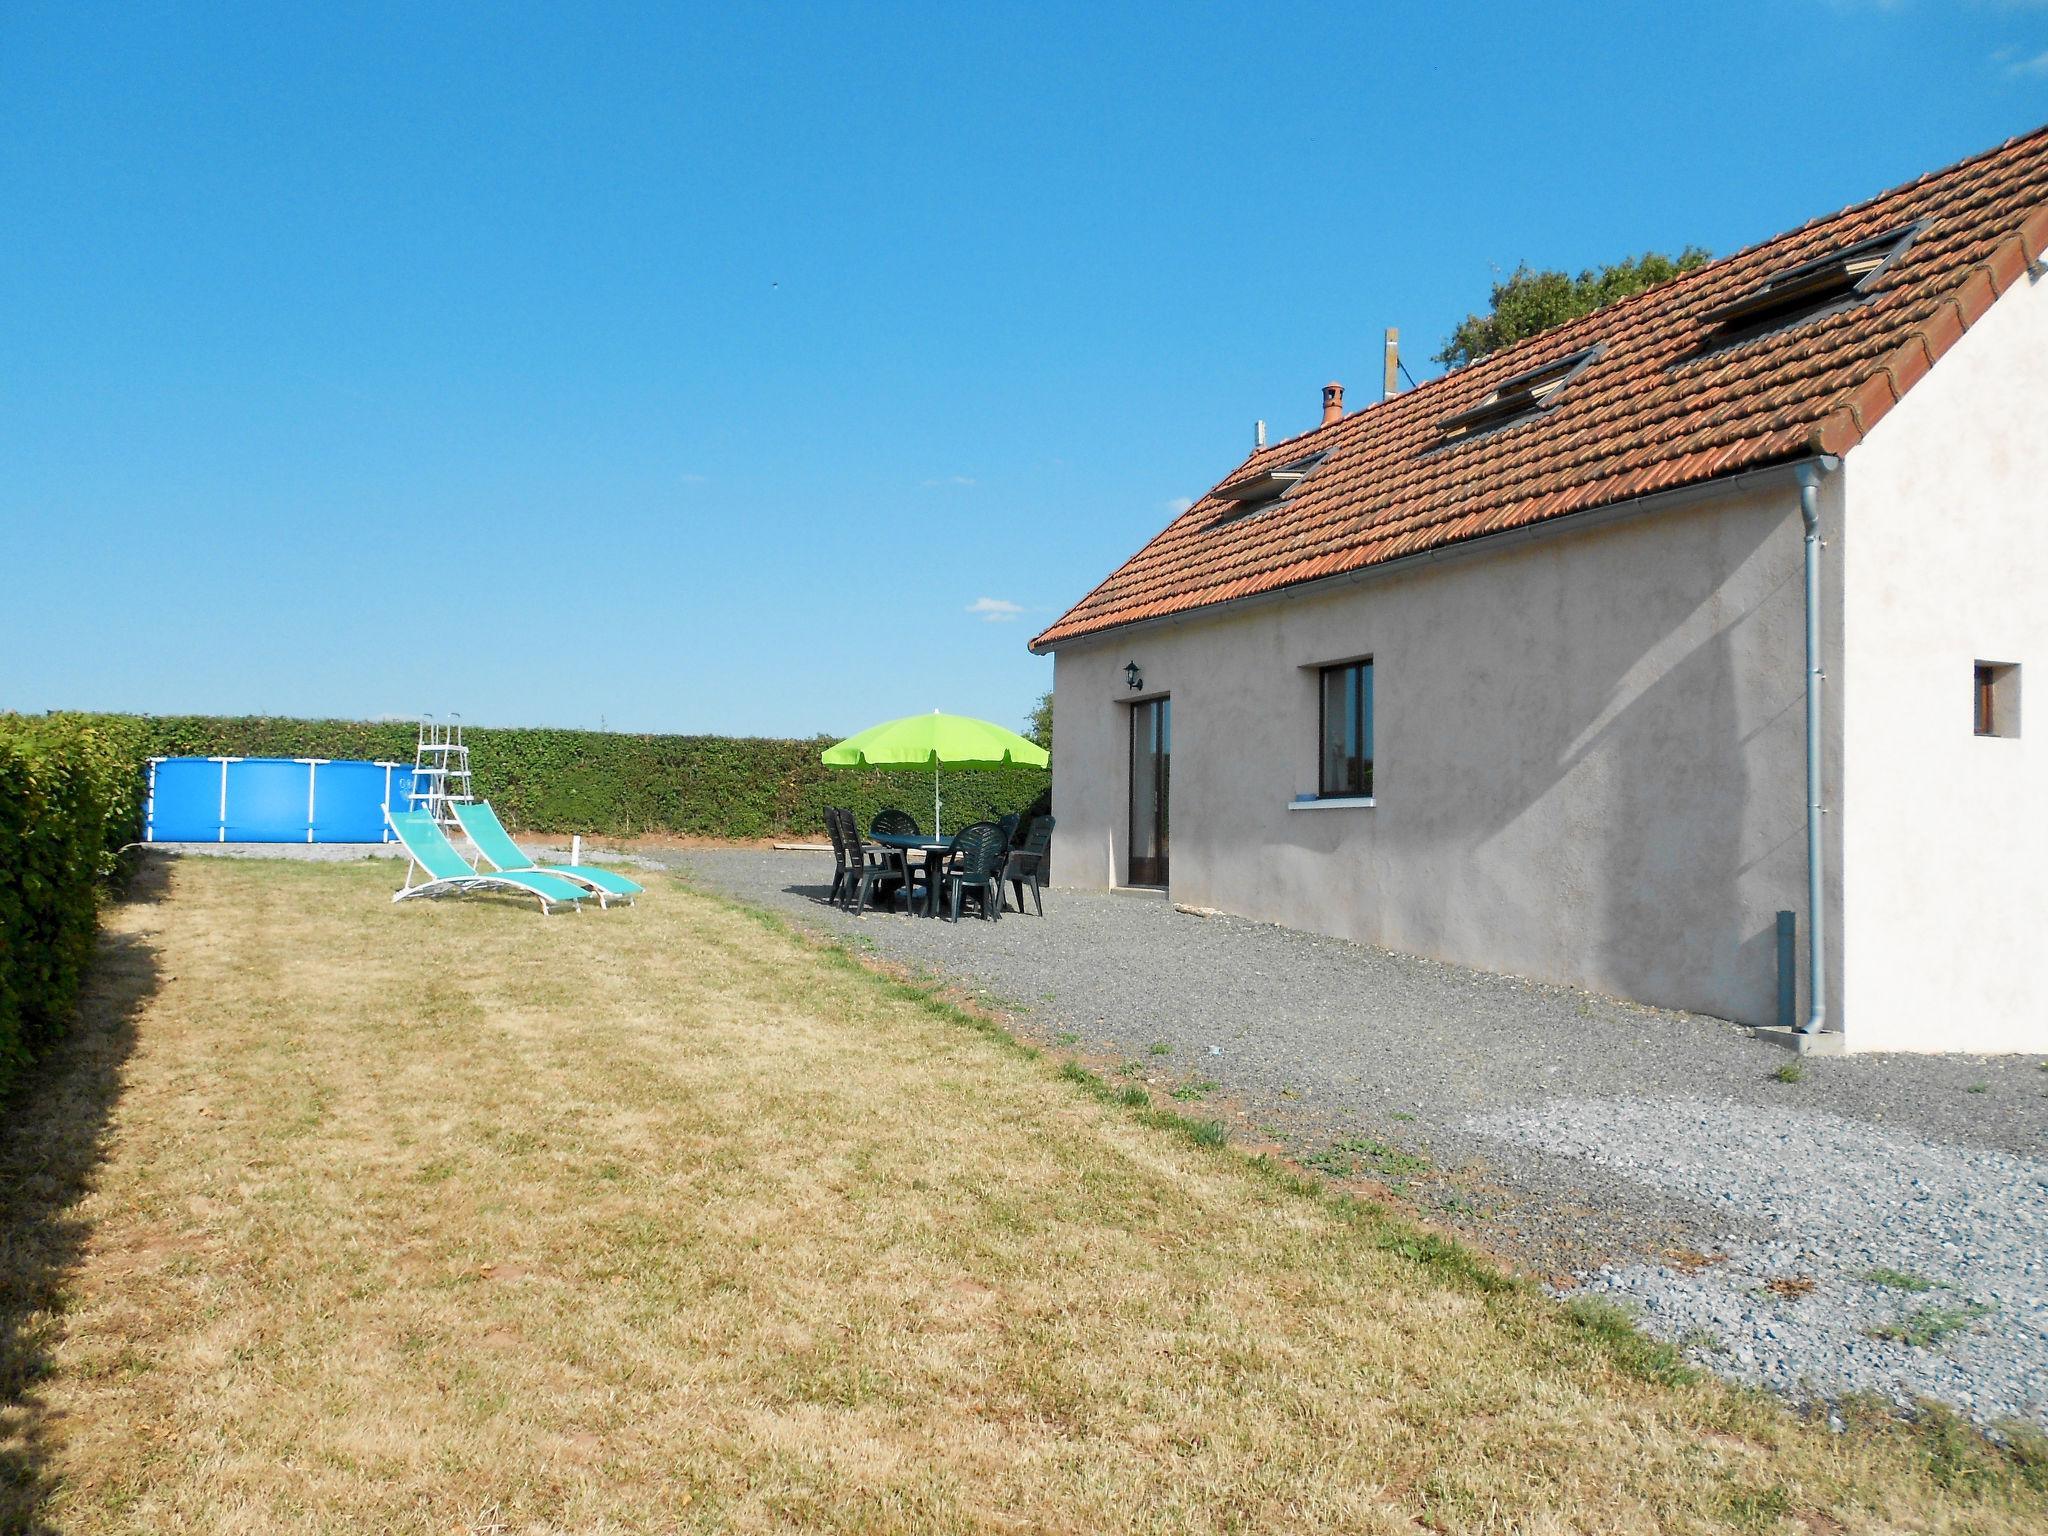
[1795,460,1834,1036]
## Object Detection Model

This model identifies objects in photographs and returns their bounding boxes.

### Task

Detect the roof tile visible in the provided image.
[1033,125,2048,651]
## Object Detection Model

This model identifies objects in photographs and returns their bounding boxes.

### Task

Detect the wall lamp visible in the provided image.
[1124,660,1143,691]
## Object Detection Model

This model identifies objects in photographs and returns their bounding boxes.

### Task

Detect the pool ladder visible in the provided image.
[410,716,476,832]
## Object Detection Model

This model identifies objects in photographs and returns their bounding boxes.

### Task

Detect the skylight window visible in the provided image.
[1213,450,1326,521]
[1433,343,1604,444]
[1699,220,1924,337]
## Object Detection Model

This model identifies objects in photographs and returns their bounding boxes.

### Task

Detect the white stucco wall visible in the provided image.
[1840,261,2048,1052]
[1048,473,1847,1031]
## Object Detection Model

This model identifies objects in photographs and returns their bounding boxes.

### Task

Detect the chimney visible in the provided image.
[1383,328,1400,402]
[1254,418,1267,451]
[1320,381,1344,427]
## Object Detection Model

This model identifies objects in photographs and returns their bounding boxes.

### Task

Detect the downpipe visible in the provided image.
[1795,459,1836,1034]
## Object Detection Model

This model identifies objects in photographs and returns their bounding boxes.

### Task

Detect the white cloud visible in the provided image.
[966,597,1024,623]
[921,474,977,489]
[678,472,710,484]
[1166,496,1195,514]
[2004,46,2048,74]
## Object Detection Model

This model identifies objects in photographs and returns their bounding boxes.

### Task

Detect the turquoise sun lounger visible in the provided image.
[453,802,644,906]
[386,808,586,914]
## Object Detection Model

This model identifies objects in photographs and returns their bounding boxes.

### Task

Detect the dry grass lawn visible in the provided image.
[2,857,2043,1534]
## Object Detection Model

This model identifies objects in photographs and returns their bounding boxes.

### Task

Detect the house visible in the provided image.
[1029,126,2048,1055]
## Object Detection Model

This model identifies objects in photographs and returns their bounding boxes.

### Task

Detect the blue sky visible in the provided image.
[5,2,2045,738]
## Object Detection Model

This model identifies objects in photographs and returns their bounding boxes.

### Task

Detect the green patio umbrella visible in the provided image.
[821,710,1049,836]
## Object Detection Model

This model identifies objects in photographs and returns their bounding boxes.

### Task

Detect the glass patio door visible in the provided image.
[1128,697,1170,887]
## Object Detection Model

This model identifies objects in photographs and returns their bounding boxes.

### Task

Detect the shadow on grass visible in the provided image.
[0,858,167,1532]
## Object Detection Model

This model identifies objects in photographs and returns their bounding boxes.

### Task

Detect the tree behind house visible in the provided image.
[1435,248,1710,368]
[1027,691,1053,752]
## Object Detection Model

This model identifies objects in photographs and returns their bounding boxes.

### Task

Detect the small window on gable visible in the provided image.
[1699,220,1924,341]
[1212,450,1327,524]
[1433,344,1604,446]
[1975,661,2020,738]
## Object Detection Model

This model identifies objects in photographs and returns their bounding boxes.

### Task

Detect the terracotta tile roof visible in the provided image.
[1031,125,2048,652]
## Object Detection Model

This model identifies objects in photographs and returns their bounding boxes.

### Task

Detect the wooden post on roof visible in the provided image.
[1383,328,1400,402]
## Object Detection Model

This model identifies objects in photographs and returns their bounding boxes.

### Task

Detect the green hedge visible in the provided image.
[90,715,1051,842]
[0,714,151,1094]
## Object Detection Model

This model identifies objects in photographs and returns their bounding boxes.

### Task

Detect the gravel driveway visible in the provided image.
[667,848,2048,1428]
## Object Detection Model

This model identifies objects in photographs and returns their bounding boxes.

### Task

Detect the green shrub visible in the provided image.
[71,714,1050,841]
[0,714,151,1093]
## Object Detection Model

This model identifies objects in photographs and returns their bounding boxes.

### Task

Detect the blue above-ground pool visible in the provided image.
[145,757,418,844]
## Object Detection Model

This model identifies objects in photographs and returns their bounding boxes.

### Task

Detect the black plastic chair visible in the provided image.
[939,821,1008,922]
[869,807,928,910]
[996,812,1021,846]
[844,812,907,915]
[829,807,865,908]
[823,805,851,905]
[1000,815,1054,916]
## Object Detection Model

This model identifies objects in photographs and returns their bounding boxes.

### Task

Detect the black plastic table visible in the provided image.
[866,831,953,916]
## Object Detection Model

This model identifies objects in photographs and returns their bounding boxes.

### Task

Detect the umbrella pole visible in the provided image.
[933,762,941,838]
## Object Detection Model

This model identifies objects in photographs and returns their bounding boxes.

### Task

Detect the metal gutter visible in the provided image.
[1032,456,1825,655]
[1794,459,1837,1034]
